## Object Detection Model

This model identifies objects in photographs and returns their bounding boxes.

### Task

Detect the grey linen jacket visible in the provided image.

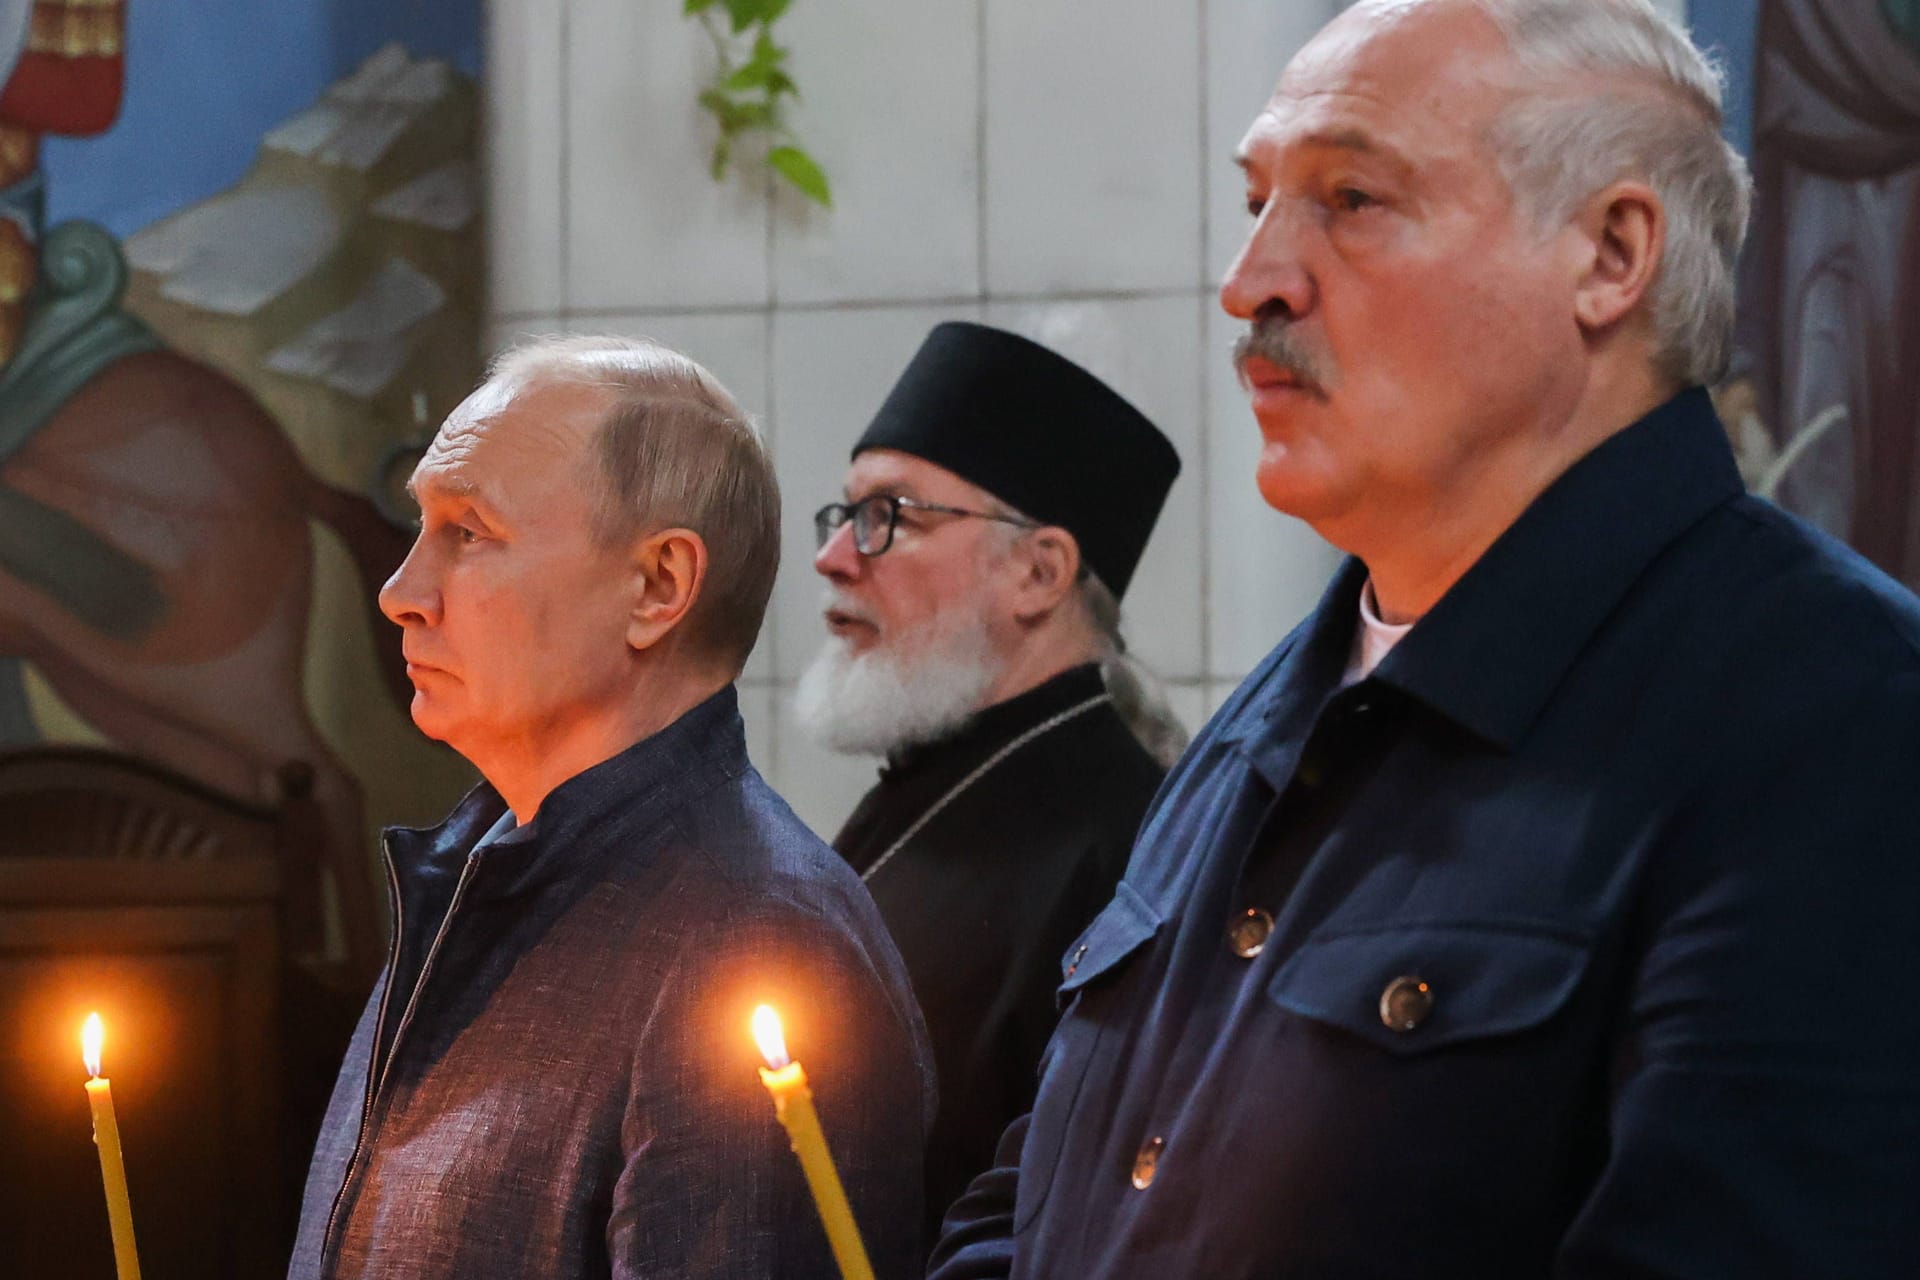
[288,685,935,1279]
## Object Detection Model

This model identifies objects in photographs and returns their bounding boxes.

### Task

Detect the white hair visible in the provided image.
[980,499,1192,769]
[1075,573,1191,769]
[1466,0,1752,386]
[795,593,1000,757]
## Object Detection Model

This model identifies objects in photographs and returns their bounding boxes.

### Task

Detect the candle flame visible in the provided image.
[82,1011,104,1078]
[751,1004,790,1069]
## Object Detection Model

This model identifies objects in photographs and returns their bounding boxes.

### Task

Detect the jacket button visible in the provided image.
[1380,975,1433,1031]
[1065,943,1089,979]
[1227,907,1274,958]
[1131,1136,1165,1189]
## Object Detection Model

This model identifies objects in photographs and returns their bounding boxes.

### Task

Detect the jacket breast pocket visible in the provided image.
[1265,920,1594,1054]
[1055,879,1161,1008]
[1014,881,1162,1232]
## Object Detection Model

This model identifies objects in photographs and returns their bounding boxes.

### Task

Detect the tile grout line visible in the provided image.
[763,125,781,711]
[491,3,1299,762]
[557,0,574,327]
[754,3,778,769]
[497,285,1215,326]
[976,0,990,302]
[1196,0,1215,690]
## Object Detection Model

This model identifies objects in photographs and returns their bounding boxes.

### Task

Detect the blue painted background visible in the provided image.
[1686,0,1759,157]
[41,0,481,238]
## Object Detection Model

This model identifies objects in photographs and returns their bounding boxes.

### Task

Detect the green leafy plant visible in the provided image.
[684,0,833,208]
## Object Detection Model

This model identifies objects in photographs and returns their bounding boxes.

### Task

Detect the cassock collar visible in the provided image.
[882,662,1108,784]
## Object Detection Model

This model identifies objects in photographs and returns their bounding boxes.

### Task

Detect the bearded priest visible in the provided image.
[796,321,1184,1258]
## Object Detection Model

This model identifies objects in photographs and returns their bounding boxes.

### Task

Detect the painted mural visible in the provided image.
[4,0,483,986]
[1713,0,1920,593]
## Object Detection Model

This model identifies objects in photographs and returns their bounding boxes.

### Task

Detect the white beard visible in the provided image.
[795,596,1001,757]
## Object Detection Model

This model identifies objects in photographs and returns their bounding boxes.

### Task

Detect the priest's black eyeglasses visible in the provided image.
[814,494,1037,556]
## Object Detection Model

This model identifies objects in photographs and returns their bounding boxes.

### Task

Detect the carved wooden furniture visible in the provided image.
[0,746,305,1279]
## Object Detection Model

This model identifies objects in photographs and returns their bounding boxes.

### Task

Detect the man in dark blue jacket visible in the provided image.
[932,1,1920,1276]
[287,335,934,1280]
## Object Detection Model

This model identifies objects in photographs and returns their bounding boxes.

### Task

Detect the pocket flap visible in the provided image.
[1266,921,1592,1054]
[1057,880,1161,1004]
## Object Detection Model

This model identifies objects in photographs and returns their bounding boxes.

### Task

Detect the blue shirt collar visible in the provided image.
[387,682,750,895]
[1226,388,1743,755]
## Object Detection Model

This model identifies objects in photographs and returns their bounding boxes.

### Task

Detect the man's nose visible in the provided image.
[378,538,442,628]
[813,517,863,582]
[1220,201,1315,322]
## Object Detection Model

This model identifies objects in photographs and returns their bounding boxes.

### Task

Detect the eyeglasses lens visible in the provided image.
[852,496,894,555]
[813,506,843,551]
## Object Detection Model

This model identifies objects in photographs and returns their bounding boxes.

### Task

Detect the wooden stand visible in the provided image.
[0,748,292,1279]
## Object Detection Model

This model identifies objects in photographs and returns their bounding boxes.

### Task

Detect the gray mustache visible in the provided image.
[1232,320,1330,396]
[820,590,877,627]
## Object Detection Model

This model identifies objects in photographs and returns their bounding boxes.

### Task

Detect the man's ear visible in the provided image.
[1008,526,1082,624]
[626,527,709,653]
[1569,179,1664,336]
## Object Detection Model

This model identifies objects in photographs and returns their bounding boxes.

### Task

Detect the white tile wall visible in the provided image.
[487,0,1633,831]
[1165,683,1209,744]
[1203,303,1343,679]
[1204,0,1345,282]
[982,0,1204,295]
[565,0,770,310]
[484,315,569,361]
[769,690,883,842]
[767,302,984,684]
[1206,679,1244,720]
[985,294,1206,678]
[773,0,981,303]
[486,0,566,316]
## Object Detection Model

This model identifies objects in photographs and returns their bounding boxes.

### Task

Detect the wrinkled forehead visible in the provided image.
[1244,0,1519,159]
[411,377,608,499]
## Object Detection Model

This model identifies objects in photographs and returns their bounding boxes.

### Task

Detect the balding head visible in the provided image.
[486,335,780,673]
[383,336,778,818]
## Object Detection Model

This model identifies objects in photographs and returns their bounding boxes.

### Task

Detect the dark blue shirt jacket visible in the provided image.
[287,687,937,1280]
[930,389,1920,1279]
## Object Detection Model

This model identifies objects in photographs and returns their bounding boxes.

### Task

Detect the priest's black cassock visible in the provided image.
[829,321,1183,1252]
[833,662,1165,1251]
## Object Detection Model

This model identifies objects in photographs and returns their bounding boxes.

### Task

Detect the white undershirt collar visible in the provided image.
[1342,578,1416,686]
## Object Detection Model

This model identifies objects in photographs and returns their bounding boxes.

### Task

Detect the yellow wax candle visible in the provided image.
[752,1005,875,1280]
[81,1013,142,1280]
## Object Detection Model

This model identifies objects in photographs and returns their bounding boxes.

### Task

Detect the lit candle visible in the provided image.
[81,1013,142,1280]
[751,1005,875,1280]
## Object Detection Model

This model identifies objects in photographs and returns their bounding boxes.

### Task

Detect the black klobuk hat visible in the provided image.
[852,322,1180,599]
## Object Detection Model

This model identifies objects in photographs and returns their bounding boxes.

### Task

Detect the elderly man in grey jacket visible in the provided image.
[287,336,934,1280]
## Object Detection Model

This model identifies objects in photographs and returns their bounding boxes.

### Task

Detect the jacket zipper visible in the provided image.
[318,840,484,1272]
